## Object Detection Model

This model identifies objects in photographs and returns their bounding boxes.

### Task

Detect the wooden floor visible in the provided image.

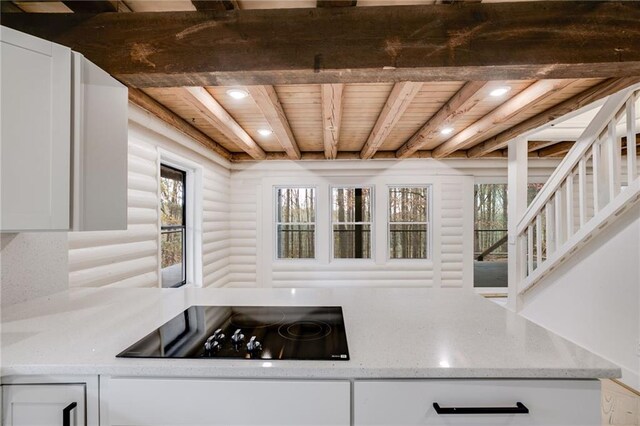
[603,380,640,425]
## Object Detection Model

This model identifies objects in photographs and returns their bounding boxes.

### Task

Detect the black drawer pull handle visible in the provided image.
[62,402,77,426]
[433,402,529,414]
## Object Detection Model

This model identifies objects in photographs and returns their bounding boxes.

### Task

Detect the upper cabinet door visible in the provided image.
[1,26,72,231]
[71,53,128,231]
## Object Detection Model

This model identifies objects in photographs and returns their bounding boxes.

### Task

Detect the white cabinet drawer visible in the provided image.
[101,377,350,426]
[2,384,86,426]
[354,379,600,425]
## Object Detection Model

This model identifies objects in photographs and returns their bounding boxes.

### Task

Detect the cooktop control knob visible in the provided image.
[246,336,262,353]
[204,336,221,352]
[212,328,225,341]
[231,329,245,344]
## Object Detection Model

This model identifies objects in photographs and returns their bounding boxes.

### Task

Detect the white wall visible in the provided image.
[0,106,560,302]
[67,104,232,289]
[520,203,640,388]
[228,159,560,289]
[227,160,564,289]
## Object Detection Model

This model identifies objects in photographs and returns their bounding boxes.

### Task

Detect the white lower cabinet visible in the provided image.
[100,377,351,426]
[2,384,85,426]
[354,379,601,425]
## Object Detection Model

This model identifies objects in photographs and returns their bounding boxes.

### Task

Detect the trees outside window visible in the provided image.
[388,186,430,259]
[474,183,545,261]
[332,187,372,259]
[160,164,186,287]
[276,187,316,259]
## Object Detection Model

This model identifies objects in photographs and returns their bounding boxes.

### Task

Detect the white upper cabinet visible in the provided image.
[0,26,128,232]
[1,26,72,231]
[71,52,128,231]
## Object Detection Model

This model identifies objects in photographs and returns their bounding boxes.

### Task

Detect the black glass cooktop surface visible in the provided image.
[117,306,349,361]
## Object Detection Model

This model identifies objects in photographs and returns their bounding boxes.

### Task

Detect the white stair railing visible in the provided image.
[517,85,640,295]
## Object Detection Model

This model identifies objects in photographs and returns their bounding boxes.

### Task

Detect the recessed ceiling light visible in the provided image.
[490,86,512,97]
[440,127,454,136]
[226,88,249,100]
[257,128,273,136]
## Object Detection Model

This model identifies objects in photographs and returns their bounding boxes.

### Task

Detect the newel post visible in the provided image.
[507,136,528,312]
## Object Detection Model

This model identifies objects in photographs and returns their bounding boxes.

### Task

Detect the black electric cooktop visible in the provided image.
[117,306,350,361]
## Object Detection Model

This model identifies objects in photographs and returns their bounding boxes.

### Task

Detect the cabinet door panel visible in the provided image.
[0,26,71,231]
[71,52,128,231]
[354,379,600,426]
[102,377,350,426]
[2,384,85,426]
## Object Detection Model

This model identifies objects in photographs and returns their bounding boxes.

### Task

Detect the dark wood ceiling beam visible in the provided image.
[4,2,640,87]
[467,77,640,158]
[317,0,357,7]
[128,88,232,161]
[231,148,509,162]
[320,84,344,160]
[232,150,433,162]
[437,0,482,3]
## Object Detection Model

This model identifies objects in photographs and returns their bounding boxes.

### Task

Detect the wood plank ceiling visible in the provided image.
[4,0,640,162]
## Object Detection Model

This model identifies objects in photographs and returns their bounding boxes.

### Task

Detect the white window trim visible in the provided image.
[273,185,318,262]
[260,176,439,288]
[158,148,203,288]
[330,185,375,262]
[386,184,433,262]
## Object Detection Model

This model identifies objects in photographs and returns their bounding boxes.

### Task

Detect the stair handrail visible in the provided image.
[517,83,640,236]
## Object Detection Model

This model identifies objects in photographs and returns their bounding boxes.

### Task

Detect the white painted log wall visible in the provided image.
[68,104,231,288]
[228,177,259,286]
[68,136,160,288]
[440,180,474,287]
[226,161,485,289]
[202,165,232,287]
[65,115,559,290]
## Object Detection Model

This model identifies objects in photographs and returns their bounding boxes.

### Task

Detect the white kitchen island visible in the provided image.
[1,287,619,425]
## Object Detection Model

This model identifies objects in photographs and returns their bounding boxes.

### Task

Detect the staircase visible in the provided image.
[516,84,640,295]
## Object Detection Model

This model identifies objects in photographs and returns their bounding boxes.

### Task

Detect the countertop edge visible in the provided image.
[1,365,622,380]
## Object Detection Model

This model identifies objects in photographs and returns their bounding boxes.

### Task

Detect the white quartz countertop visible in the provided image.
[1,287,620,379]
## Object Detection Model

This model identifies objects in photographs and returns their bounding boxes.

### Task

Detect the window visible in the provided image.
[388,186,430,259]
[160,164,186,287]
[332,187,372,259]
[474,183,508,264]
[276,187,316,259]
[473,182,544,288]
